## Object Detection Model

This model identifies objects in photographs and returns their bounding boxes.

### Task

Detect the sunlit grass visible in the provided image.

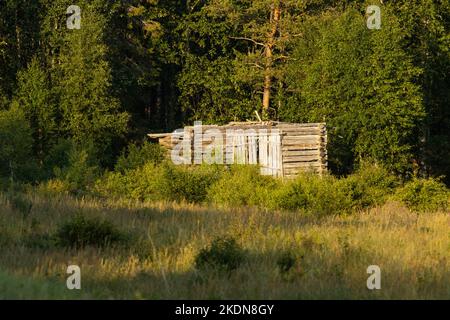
[0,193,449,299]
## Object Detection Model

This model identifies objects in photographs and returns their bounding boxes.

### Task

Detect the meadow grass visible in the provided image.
[0,192,449,299]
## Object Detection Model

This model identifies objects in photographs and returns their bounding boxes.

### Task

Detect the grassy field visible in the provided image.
[0,192,449,299]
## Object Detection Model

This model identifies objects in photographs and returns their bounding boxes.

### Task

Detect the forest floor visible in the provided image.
[0,193,449,299]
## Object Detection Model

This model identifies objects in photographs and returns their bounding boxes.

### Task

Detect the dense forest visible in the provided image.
[0,0,449,184]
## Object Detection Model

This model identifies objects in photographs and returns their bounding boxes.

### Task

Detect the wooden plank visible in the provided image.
[277,122,325,128]
[268,134,274,176]
[283,135,321,141]
[276,134,282,177]
[234,133,246,164]
[151,121,328,178]
[282,142,320,148]
[283,155,320,163]
[248,134,258,164]
[280,129,321,135]
[259,133,268,175]
[148,133,172,139]
[274,133,281,177]
[283,162,322,169]
[283,150,325,157]
[284,167,321,175]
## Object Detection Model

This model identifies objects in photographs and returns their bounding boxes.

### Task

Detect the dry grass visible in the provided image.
[0,193,449,299]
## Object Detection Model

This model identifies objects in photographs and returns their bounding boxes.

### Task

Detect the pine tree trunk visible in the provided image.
[262,2,281,116]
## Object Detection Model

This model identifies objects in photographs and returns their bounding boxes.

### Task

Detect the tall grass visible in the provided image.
[0,192,449,299]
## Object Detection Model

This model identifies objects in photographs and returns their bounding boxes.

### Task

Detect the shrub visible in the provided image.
[160,164,224,203]
[22,233,58,250]
[195,236,245,272]
[95,163,223,203]
[336,163,399,210]
[6,193,32,216]
[37,179,72,196]
[93,171,130,199]
[396,178,449,212]
[271,174,349,215]
[53,143,100,195]
[43,139,74,178]
[207,165,279,208]
[56,214,128,249]
[115,141,165,173]
[125,163,166,201]
[277,251,297,274]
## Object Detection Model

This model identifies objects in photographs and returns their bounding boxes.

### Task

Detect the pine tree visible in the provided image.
[178,0,306,121]
[388,0,450,181]
[42,0,129,164]
[11,58,57,160]
[0,105,34,180]
[282,6,425,174]
[0,0,41,108]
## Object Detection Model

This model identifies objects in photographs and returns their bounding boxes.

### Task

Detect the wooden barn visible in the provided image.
[148,121,328,179]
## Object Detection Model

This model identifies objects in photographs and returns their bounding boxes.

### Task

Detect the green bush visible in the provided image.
[160,164,224,203]
[195,236,245,272]
[207,165,279,208]
[336,163,399,210]
[396,178,449,212]
[56,214,128,249]
[22,233,57,250]
[0,106,37,182]
[43,139,73,178]
[115,141,165,173]
[123,163,166,201]
[93,171,129,199]
[95,163,223,203]
[277,251,297,274]
[271,174,349,215]
[53,143,100,195]
[6,193,33,216]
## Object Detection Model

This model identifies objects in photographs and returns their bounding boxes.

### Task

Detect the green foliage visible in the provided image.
[195,236,245,272]
[390,0,450,184]
[1,0,449,187]
[115,141,165,173]
[6,193,33,216]
[207,166,279,208]
[95,162,223,203]
[336,163,400,210]
[396,178,449,212]
[43,139,74,178]
[53,142,100,195]
[0,269,85,299]
[277,251,297,274]
[0,106,36,181]
[11,58,56,157]
[0,0,41,106]
[160,164,224,203]
[94,162,165,201]
[282,7,425,174]
[271,174,349,215]
[270,164,399,214]
[22,233,58,250]
[56,214,128,249]
[178,56,256,123]
[0,222,13,248]
[44,0,129,165]
[92,162,404,215]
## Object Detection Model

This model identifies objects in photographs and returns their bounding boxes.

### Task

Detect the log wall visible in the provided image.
[148,122,327,178]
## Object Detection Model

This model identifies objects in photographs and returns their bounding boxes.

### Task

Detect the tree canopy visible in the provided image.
[0,0,448,182]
